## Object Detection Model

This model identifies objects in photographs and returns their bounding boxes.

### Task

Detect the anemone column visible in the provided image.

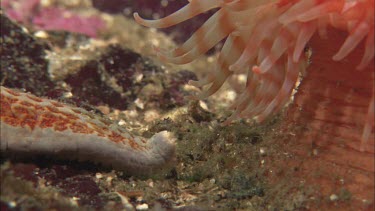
[283,27,374,207]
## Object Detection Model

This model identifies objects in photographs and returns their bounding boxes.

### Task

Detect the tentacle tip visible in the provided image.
[255,115,266,123]
[133,12,154,27]
[359,139,368,152]
[332,55,343,62]
[252,66,261,74]
[156,52,168,62]
[153,45,161,53]
[356,61,371,70]
[133,12,142,23]
[229,64,240,72]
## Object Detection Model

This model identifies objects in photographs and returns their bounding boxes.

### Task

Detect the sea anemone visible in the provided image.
[134,0,374,208]
[134,0,374,150]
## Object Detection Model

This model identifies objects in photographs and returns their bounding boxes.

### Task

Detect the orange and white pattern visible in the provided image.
[134,0,374,149]
[0,86,175,174]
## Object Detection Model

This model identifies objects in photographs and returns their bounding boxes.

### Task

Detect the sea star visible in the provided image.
[0,86,175,175]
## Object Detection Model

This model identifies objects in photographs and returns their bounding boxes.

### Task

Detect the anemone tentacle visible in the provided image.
[133,0,223,28]
[134,0,374,146]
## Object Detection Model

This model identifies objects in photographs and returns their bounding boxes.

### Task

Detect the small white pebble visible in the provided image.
[21,27,29,34]
[210,178,216,184]
[259,147,266,155]
[114,109,121,116]
[362,199,370,204]
[8,201,17,208]
[339,178,345,185]
[207,56,215,63]
[330,194,338,201]
[135,73,144,83]
[151,38,160,47]
[136,203,149,210]
[116,192,134,210]
[225,90,237,101]
[106,176,113,184]
[134,98,144,109]
[313,149,319,156]
[123,109,138,118]
[161,0,169,7]
[63,92,73,98]
[69,197,79,206]
[237,74,247,83]
[136,196,144,202]
[72,196,80,201]
[118,119,126,126]
[144,110,160,123]
[95,173,103,179]
[97,106,110,115]
[183,84,200,92]
[34,31,49,39]
[199,100,209,110]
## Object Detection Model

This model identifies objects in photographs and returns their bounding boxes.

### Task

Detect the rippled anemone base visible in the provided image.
[280,28,374,210]
[287,27,374,168]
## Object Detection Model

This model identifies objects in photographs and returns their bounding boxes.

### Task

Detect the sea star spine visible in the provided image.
[0,86,175,174]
